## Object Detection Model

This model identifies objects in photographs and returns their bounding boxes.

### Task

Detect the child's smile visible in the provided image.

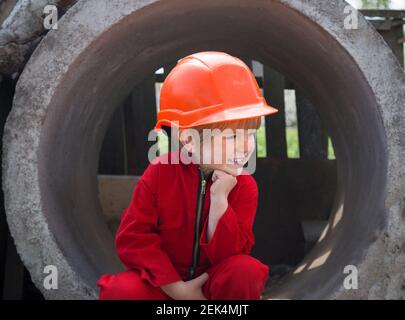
[189,128,256,177]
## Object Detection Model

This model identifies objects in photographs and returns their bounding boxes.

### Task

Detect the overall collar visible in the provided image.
[177,150,214,180]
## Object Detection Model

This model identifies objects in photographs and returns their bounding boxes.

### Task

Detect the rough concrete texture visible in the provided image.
[281,1,405,300]
[0,0,78,74]
[2,0,404,299]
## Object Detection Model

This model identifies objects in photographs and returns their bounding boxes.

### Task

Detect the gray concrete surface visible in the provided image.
[2,0,404,299]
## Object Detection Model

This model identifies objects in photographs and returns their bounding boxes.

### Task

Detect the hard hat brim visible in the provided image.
[154,102,279,131]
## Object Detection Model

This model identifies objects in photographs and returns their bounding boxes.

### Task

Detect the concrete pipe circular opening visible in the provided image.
[2,0,404,299]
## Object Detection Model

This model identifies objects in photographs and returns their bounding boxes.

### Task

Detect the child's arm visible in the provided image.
[206,196,228,241]
[115,163,183,289]
[199,170,258,265]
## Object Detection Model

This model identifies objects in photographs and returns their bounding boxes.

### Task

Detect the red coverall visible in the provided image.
[97,151,269,300]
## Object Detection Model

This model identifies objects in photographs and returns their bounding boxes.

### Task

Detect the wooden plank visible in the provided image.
[284,78,296,90]
[98,105,126,174]
[360,9,405,19]
[369,19,405,31]
[262,66,287,158]
[296,90,329,159]
[357,10,405,68]
[373,22,404,68]
[164,62,177,74]
[240,56,252,69]
[124,75,157,175]
[98,174,140,234]
[251,158,337,266]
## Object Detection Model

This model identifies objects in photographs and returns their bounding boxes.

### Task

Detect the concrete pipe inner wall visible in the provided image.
[2,0,405,299]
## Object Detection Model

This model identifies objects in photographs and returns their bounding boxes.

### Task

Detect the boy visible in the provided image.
[97,51,278,299]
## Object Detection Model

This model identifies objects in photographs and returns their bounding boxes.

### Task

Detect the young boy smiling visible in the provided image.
[97,51,278,300]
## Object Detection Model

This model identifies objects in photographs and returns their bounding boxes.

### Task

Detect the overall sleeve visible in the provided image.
[199,175,259,265]
[115,163,183,287]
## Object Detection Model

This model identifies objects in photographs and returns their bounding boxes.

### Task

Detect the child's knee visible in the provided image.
[221,254,269,282]
[205,255,269,299]
[97,271,138,300]
[97,270,166,300]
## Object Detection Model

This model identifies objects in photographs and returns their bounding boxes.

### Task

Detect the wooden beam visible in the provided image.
[98,106,126,175]
[372,22,404,68]
[124,75,157,175]
[359,9,405,19]
[296,91,329,160]
[251,157,337,266]
[263,66,287,158]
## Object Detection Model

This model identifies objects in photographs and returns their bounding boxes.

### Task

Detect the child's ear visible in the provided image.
[184,143,192,154]
[179,138,194,157]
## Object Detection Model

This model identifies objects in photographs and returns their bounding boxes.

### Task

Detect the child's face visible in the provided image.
[182,127,256,176]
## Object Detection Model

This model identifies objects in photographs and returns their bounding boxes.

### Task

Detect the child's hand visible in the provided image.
[181,272,209,300]
[210,169,237,201]
[160,273,209,300]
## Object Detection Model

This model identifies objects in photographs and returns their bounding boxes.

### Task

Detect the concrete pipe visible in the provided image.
[2,0,404,299]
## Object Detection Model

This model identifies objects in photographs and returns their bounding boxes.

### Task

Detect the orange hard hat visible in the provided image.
[154,51,279,131]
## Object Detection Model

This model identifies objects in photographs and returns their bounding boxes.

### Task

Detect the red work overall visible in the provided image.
[97,151,269,300]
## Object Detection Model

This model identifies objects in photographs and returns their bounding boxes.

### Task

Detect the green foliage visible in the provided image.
[361,0,390,9]
[328,137,336,160]
[256,122,267,158]
[286,127,300,159]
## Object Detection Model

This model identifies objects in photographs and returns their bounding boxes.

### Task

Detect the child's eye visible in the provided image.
[224,132,256,139]
[225,135,236,140]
